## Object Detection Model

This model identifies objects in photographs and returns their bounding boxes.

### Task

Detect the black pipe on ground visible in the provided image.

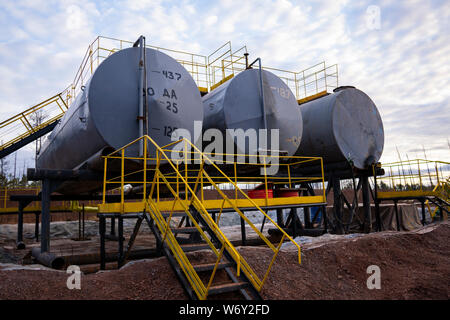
[31,247,65,270]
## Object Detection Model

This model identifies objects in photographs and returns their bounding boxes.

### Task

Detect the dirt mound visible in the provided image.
[0,221,448,300]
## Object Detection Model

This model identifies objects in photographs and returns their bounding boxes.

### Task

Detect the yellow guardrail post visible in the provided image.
[121,149,124,212]
[417,159,423,191]
[234,161,238,204]
[200,154,204,202]
[263,157,269,207]
[435,163,440,186]
[184,139,188,201]
[102,156,107,204]
[143,138,147,202]
[321,158,326,201]
[156,150,160,203]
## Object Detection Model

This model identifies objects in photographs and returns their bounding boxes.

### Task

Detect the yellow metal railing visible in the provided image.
[295,62,338,102]
[377,159,450,218]
[0,93,69,152]
[208,41,248,91]
[100,135,325,299]
[73,37,338,102]
[206,41,338,101]
[68,36,209,106]
[377,159,449,192]
[0,187,40,209]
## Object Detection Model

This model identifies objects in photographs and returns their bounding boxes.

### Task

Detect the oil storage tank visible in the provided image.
[202,69,302,157]
[36,46,203,194]
[38,46,203,171]
[295,86,384,170]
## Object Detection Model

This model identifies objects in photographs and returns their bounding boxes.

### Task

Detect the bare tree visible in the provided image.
[0,154,10,186]
[29,109,48,168]
[13,151,17,180]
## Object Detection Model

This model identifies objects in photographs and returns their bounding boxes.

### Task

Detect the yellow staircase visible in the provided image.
[0,92,69,159]
[98,135,327,300]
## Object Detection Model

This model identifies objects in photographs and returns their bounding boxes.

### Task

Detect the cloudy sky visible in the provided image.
[0,0,449,174]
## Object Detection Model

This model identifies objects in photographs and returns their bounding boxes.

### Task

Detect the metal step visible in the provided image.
[172,226,205,233]
[180,243,211,252]
[208,282,249,296]
[162,212,187,218]
[193,261,233,272]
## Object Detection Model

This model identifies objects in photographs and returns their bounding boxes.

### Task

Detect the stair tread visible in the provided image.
[208,282,248,295]
[193,261,233,272]
[172,226,204,233]
[179,243,212,252]
[162,212,187,217]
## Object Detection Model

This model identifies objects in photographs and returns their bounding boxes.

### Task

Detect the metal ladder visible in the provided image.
[99,135,304,300]
[0,92,68,159]
[143,201,262,300]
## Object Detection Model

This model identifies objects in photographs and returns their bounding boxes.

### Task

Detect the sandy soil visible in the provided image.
[0,220,448,300]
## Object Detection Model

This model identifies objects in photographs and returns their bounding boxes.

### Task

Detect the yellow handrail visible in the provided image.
[101,135,326,298]
[0,93,68,151]
[377,159,449,192]
[376,159,449,219]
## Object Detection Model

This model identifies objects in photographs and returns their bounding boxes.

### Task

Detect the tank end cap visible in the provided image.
[333,85,356,93]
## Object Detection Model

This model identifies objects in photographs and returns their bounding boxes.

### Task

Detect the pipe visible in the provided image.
[32,247,65,269]
[249,58,267,131]
[137,35,145,156]
[244,53,249,69]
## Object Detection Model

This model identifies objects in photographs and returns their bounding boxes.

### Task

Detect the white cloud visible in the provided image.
[0,0,448,166]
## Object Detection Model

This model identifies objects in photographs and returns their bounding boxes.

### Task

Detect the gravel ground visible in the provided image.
[0,220,448,300]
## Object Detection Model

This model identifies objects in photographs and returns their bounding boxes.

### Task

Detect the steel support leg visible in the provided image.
[421,199,426,225]
[394,200,401,231]
[276,208,284,227]
[118,216,124,268]
[123,214,143,263]
[332,175,344,234]
[82,204,85,239]
[304,206,311,228]
[16,201,25,249]
[374,200,382,232]
[110,217,116,236]
[34,212,39,242]
[40,179,51,253]
[292,209,298,237]
[361,175,372,233]
[78,210,82,240]
[99,215,106,270]
[322,205,328,233]
[240,212,246,246]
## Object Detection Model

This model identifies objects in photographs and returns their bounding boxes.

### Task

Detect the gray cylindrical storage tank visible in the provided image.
[202,69,302,156]
[37,47,203,171]
[295,86,384,169]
